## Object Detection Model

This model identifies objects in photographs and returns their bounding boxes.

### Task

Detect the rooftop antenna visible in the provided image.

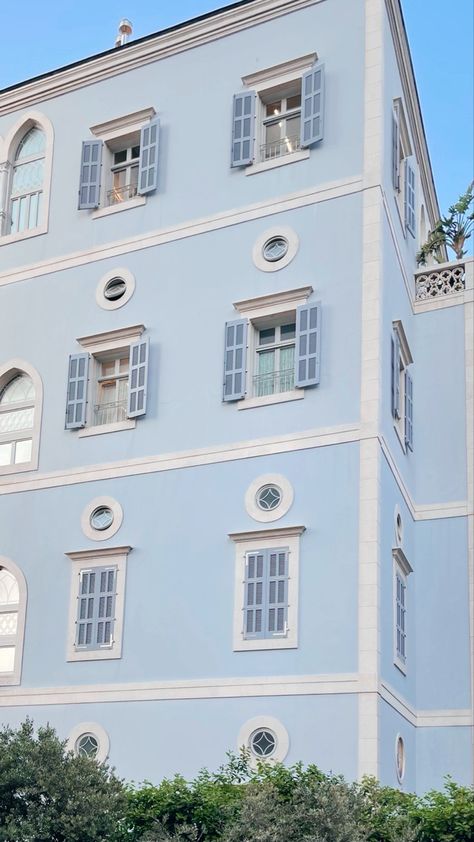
[115,19,133,47]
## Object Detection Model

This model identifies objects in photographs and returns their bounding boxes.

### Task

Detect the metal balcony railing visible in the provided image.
[415,261,466,300]
[107,183,138,206]
[94,400,127,426]
[261,135,301,161]
[253,369,295,398]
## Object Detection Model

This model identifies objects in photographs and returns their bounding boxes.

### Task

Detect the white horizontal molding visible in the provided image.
[65,546,132,562]
[77,324,145,350]
[233,286,313,316]
[241,52,317,86]
[0,1,325,116]
[229,525,306,542]
[380,680,472,728]
[90,108,156,137]
[0,175,363,289]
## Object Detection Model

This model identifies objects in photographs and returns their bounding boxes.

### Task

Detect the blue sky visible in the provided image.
[0,1,472,215]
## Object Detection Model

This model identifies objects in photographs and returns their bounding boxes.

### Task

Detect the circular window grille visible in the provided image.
[257,485,282,511]
[76,733,99,759]
[263,236,289,263]
[104,277,127,301]
[250,728,277,758]
[90,506,114,531]
[396,735,405,782]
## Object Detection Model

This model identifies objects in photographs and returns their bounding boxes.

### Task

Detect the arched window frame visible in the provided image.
[0,112,54,244]
[0,360,43,475]
[0,556,27,686]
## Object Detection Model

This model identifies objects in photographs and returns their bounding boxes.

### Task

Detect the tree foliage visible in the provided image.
[417,182,474,265]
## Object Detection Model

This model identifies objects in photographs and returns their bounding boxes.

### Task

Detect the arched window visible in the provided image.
[0,558,26,685]
[9,126,46,234]
[0,373,36,468]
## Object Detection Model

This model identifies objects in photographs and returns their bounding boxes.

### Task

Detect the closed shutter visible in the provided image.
[267,550,288,635]
[396,571,406,662]
[405,369,413,451]
[76,570,96,648]
[96,568,117,647]
[138,117,160,195]
[405,156,416,236]
[301,63,325,148]
[65,353,89,429]
[391,334,401,419]
[244,552,265,639]
[231,91,255,167]
[127,337,149,418]
[295,303,321,387]
[223,319,247,401]
[243,548,289,639]
[78,140,103,209]
[392,111,400,190]
[75,567,116,650]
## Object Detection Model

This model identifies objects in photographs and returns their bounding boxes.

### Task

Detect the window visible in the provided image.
[0,557,26,686]
[257,485,282,511]
[392,100,416,238]
[392,547,413,674]
[65,325,149,435]
[245,474,294,523]
[231,55,324,170]
[67,722,110,763]
[395,734,405,783]
[78,109,159,213]
[9,127,45,234]
[223,287,321,408]
[252,227,299,272]
[81,497,123,541]
[229,525,304,651]
[250,728,277,758]
[76,733,99,758]
[66,546,131,661]
[96,267,135,311]
[238,717,289,765]
[391,322,413,452]
[0,374,35,467]
[262,236,289,263]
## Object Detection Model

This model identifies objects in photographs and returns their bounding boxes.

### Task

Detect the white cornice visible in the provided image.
[392,546,413,576]
[392,319,413,365]
[65,546,132,561]
[233,285,313,315]
[241,52,317,86]
[76,324,145,349]
[229,525,306,542]
[90,108,155,137]
[0,0,324,116]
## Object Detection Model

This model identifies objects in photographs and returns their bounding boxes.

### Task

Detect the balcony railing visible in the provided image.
[415,261,466,300]
[253,369,295,398]
[107,183,138,206]
[261,135,301,161]
[94,400,127,426]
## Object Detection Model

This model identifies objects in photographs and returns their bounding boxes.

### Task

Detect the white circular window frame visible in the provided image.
[395,732,405,783]
[81,496,123,541]
[67,722,110,763]
[238,716,289,766]
[252,227,299,272]
[245,474,294,523]
[394,505,403,547]
[96,267,135,311]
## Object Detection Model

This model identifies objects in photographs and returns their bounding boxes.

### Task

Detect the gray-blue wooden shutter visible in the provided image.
[396,571,406,661]
[295,303,321,387]
[243,552,265,639]
[76,567,116,650]
[96,568,117,647]
[76,570,96,648]
[128,337,149,418]
[78,140,102,209]
[301,63,325,148]
[405,156,416,236]
[391,333,400,419]
[392,111,400,190]
[65,353,89,429]
[405,369,413,451]
[267,550,288,635]
[223,319,247,401]
[231,91,255,167]
[138,117,160,195]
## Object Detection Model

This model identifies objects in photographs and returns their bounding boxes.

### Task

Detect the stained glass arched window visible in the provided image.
[0,373,36,468]
[10,127,46,234]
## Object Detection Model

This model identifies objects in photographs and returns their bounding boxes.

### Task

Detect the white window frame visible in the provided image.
[74,324,145,437]
[81,496,123,542]
[0,556,27,686]
[233,286,313,410]
[238,716,290,767]
[89,108,155,219]
[67,721,110,763]
[229,525,304,651]
[65,545,131,662]
[392,320,413,452]
[392,547,413,675]
[245,473,294,523]
[0,360,43,476]
[392,99,413,236]
[241,54,316,175]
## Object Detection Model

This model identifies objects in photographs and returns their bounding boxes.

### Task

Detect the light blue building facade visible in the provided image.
[0,0,472,793]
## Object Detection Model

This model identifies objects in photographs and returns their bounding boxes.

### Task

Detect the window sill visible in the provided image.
[238,390,304,410]
[245,149,310,176]
[394,657,407,676]
[67,647,121,662]
[234,637,297,651]
[0,461,36,477]
[0,224,47,247]
[394,421,407,454]
[91,196,146,219]
[78,419,136,438]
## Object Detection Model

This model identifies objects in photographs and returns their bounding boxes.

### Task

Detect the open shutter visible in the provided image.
[128,337,149,418]
[65,353,89,429]
[78,140,102,209]
[231,91,255,167]
[96,568,116,647]
[405,156,416,236]
[391,334,400,419]
[295,303,321,388]
[392,111,400,190]
[267,550,288,636]
[301,63,325,148]
[243,552,265,639]
[223,319,247,401]
[138,117,160,195]
[405,369,413,451]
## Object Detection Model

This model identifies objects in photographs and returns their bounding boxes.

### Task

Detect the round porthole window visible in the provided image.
[90,505,114,531]
[263,236,289,263]
[76,733,99,759]
[394,506,403,547]
[257,484,282,511]
[395,734,405,782]
[103,277,127,301]
[250,728,277,758]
